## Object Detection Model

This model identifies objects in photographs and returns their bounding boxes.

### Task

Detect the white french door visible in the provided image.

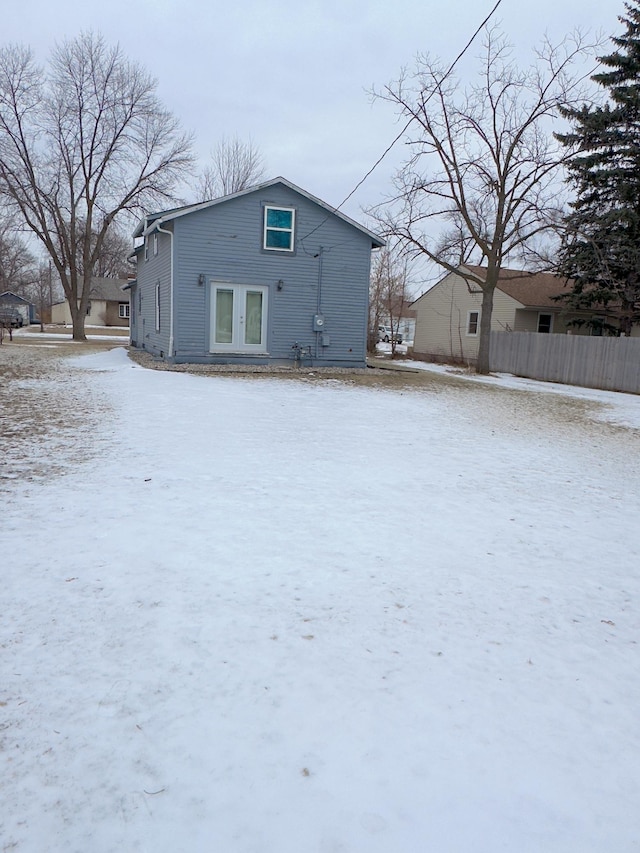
[210,283,268,353]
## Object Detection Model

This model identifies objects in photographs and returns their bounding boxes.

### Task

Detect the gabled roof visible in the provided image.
[89,278,130,302]
[460,265,571,308]
[0,290,32,304]
[133,176,385,248]
[52,278,129,306]
[409,265,571,309]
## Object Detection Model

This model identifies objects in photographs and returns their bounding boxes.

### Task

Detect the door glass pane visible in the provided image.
[245,290,263,345]
[215,289,233,343]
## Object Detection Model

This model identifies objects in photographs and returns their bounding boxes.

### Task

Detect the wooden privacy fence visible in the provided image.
[490,331,640,394]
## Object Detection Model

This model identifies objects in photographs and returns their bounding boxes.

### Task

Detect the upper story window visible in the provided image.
[153,233,158,256]
[263,206,295,251]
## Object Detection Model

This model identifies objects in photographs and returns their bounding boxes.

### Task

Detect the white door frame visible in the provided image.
[209,282,268,353]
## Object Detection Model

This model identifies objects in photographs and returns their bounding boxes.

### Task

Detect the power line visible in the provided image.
[338,0,503,212]
[299,0,503,243]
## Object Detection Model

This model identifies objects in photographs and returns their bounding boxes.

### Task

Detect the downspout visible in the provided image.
[155,220,175,359]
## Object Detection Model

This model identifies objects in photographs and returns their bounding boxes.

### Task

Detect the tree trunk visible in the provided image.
[476,286,495,374]
[68,300,87,341]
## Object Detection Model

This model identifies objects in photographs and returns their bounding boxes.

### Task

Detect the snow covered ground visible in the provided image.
[2,345,640,852]
[13,325,130,344]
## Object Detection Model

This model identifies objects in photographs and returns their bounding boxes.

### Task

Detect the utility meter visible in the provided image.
[313,313,325,331]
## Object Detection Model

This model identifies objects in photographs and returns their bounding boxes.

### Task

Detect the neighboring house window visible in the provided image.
[86,301,92,316]
[119,303,130,319]
[263,206,295,251]
[155,282,161,331]
[467,311,479,335]
[153,233,158,256]
[538,313,553,333]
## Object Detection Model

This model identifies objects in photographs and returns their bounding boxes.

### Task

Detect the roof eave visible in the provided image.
[132,177,385,245]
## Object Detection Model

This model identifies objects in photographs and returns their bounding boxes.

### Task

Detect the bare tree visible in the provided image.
[0,211,37,294]
[24,262,53,331]
[94,225,133,279]
[369,243,410,357]
[372,27,598,373]
[68,219,133,279]
[195,136,266,201]
[0,32,193,341]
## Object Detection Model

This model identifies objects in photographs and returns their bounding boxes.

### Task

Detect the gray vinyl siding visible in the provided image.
[132,230,172,357]
[128,282,137,343]
[170,184,372,366]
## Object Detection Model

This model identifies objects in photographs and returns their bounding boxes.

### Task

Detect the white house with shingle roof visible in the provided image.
[410,266,638,364]
[51,278,130,327]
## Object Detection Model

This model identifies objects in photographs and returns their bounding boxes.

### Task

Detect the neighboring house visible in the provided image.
[397,311,416,344]
[376,311,416,341]
[411,265,638,364]
[0,291,34,326]
[128,177,384,367]
[51,278,131,327]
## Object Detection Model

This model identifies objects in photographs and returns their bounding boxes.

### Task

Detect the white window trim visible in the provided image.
[153,233,158,256]
[263,205,295,252]
[119,303,130,319]
[210,282,268,353]
[144,237,149,261]
[466,310,480,336]
[155,282,161,332]
[537,312,553,333]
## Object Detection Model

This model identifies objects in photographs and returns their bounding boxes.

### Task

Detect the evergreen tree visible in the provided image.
[556,2,640,335]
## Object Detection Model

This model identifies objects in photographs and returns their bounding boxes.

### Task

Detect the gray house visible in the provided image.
[128,177,384,367]
[0,291,34,326]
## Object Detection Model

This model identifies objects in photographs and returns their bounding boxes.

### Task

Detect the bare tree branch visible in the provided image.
[0,32,193,340]
[370,26,601,372]
[194,136,266,201]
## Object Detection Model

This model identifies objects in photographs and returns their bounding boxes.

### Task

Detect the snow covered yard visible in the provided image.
[1,344,640,853]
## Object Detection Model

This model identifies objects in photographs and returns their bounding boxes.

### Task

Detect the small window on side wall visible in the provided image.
[538,313,552,333]
[467,311,479,336]
[264,206,295,251]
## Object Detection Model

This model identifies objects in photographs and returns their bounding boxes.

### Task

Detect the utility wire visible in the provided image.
[299,0,503,243]
[339,0,503,212]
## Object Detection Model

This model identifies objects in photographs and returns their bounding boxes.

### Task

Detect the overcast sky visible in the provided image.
[4,0,625,229]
